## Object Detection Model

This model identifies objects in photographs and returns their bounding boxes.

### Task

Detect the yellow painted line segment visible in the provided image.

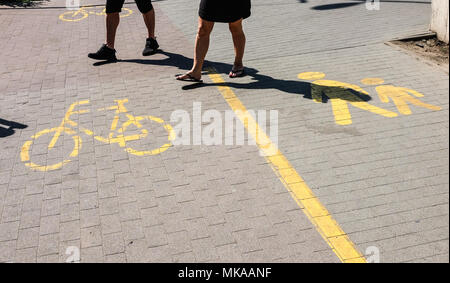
[207,68,366,263]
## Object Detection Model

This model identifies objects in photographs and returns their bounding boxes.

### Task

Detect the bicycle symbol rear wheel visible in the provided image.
[21,127,81,172]
[96,8,133,18]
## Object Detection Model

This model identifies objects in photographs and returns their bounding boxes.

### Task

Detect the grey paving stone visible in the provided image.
[167,230,193,256]
[15,247,37,263]
[105,252,127,263]
[80,192,99,211]
[0,240,16,263]
[2,205,21,223]
[60,203,80,223]
[145,224,169,248]
[0,221,19,242]
[17,227,40,250]
[209,224,237,248]
[61,188,79,205]
[39,215,60,236]
[79,178,98,194]
[20,209,41,229]
[117,187,139,205]
[81,246,104,263]
[125,238,152,263]
[190,237,220,262]
[60,220,81,242]
[22,194,43,213]
[215,243,244,263]
[100,214,122,235]
[103,232,125,256]
[146,244,174,263]
[37,253,60,263]
[80,226,102,249]
[38,233,59,257]
[121,219,145,241]
[172,251,196,263]
[99,197,120,216]
[98,182,118,199]
[80,208,101,229]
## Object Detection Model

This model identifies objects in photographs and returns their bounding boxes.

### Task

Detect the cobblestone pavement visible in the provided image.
[0,0,448,263]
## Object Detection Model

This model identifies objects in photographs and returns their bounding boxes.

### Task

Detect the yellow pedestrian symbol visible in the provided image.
[361,78,442,115]
[298,72,398,126]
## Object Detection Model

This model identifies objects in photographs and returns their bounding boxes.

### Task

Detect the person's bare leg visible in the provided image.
[177,18,214,81]
[106,13,120,49]
[229,19,246,77]
[142,8,156,39]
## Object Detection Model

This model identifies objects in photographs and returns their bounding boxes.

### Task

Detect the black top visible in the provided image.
[199,0,251,23]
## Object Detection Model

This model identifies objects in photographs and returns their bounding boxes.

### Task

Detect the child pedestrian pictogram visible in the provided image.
[361,78,442,115]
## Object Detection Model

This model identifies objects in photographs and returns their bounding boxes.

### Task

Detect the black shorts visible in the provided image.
[199,0,251,23]
[106,0,153,14]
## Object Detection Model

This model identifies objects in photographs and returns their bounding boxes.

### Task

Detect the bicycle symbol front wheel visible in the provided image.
[124,115,175,156]
[96,8,133,18]
[21,127,82,172]
[120,8,133,18]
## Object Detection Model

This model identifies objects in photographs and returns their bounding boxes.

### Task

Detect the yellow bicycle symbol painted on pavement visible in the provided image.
[21,99,175,172]
[59,6,133,22]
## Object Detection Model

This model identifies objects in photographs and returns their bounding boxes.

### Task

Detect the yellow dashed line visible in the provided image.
[207,68,366,263]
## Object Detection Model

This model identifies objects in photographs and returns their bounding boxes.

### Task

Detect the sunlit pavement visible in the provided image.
[0,0,448,263]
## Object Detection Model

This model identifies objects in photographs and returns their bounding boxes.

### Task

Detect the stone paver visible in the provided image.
[0,0,448,263]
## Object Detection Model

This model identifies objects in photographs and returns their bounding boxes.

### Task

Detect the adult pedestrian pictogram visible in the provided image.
[298,72,398,126]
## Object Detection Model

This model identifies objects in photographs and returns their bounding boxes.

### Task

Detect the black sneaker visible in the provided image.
[142,37,159,56]
[88,44,117,61]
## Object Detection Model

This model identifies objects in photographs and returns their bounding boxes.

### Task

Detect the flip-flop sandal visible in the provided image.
[176,73,203,83]
[229,68,245,78]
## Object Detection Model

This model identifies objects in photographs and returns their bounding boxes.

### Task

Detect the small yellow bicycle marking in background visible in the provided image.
[59,6,133,22]
[298,72,442,125]
[21,99,175,172]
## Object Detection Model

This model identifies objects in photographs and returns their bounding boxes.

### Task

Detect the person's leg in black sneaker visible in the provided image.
[89,0,159,60]
[104,0,123,51]
[106,12,120,50]
[137,0,159,56]
[88,0,123,60]
[88,44,117,61]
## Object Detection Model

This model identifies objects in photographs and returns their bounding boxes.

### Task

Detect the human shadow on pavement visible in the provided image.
[0,118,27,138]
[312,2,361,10]
[119,50,194,71]
[92,49,192,68]
[190,66,373,104]
[311,0,431,11]
[99,50,373,104]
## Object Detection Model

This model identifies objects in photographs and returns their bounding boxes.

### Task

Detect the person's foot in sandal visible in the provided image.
[229,64,245,78]
[176,72,203,83]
